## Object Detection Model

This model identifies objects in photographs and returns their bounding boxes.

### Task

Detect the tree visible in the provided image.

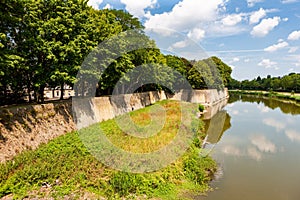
[187,60,214,89]
[0,0,27,104]
[210,56,233,87]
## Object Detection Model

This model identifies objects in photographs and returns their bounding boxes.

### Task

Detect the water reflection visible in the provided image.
[202,110,231,145]
[285,129,300,143]
[229,93,300,115]
[250,135,276,153]
[199,94,300,200]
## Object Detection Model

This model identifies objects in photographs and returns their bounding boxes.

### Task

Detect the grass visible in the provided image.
[0,100,216,200]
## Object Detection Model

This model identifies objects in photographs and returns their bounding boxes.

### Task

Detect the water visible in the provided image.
[199,95,300,200]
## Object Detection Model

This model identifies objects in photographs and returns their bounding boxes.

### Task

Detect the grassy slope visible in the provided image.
[0,100,216,200]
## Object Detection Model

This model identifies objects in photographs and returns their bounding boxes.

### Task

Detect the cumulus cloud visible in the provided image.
[257,104,270,113]
[227,57,240,65]
[251,135,276,153]
[120,0,157,18]
[145,0,224,32]
[171,40,189,49]
[264,41,289,52]
[222,14,243,26]
[187,28,206,41]
[222,145,242,156]
[285,130,300,142]
[103,4,112,9]
[248,147,262,161]
[288,30,300,40]
[249,8,266,24]
[258,59,278,69]
[247,0,264,7]
[263,118,286,131]
[88,0,103,9]
[251,17,281,37]
[233,57,240,62]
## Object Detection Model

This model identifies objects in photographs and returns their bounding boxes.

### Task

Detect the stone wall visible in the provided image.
[0,89,228,162]
[0,102,75,162]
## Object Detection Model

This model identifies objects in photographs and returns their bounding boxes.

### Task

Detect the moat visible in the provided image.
[200,94,300,200]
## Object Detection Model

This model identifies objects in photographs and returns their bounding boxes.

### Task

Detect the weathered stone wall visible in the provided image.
[0,89,228,162]
[0,102,75,162]
[170,88,229,105]
[72,91,167,129]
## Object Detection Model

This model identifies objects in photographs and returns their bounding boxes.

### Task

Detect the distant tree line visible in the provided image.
[228,73,300,92]
[0,0,233,106]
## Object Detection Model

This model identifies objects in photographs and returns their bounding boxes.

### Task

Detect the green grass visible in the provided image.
[0,100,216,200]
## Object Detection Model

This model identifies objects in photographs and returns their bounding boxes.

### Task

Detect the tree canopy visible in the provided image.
[229,73,300,92]
[0,0,233,106]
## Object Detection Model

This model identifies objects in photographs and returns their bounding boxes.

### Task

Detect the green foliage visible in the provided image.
[1,0,233,105]
[198,104,205,112]
[229,73,300,92]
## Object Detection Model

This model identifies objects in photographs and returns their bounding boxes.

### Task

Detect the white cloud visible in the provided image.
[120,0,157,18]
[222,145,242,156]
[251,135,276,153]
[289,47,299,53]
[228,57,240,64]
[251,17,281,37]
[247,0,264,7]
[257,104,270,113]
[244,58,250,63]
[263,118,286,131]
[232,110,239,115]
[145,0,224,32]
[103,4,112,9]
[288,30,300,40]
[222,14,243,26]
[187,28,206,42]
[258,59,278,69]
[233,57,240,62]
[264,41,289,52]
[88,0,103,9]
[281,0,298,3]
[285,130,300,142]
[248,147,262,161]
[171,40,189,49]
[249,8,266,24]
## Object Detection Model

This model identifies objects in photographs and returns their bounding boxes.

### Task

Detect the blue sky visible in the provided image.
[88,0,300,80]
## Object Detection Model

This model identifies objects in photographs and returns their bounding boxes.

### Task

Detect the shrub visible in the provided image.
[198,104,205,112]
[291,90,295,96]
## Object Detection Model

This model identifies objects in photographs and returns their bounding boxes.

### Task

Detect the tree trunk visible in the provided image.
[39,86,45,103]
[60,83,64,100]
[33,90,38,102]
[28,87,32,103]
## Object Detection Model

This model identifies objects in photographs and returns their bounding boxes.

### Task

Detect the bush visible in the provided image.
[291,90,295,96]
[198,104,205,112]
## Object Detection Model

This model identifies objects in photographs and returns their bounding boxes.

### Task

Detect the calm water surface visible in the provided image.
[199,95,300,200]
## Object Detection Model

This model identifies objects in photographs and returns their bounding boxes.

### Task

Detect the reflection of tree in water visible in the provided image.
[203,110,231,144]
[229,93,300,115]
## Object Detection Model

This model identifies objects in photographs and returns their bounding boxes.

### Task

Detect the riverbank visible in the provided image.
[1,89,228,163]
[229,90,300,103]
[0,100,217,200]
